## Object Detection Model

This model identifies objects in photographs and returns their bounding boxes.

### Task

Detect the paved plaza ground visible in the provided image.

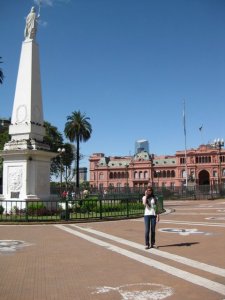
[0,199,225,300]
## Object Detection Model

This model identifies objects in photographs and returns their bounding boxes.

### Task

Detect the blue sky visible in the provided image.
[1,0,225,170]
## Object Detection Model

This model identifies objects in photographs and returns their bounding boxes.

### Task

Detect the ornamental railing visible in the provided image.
[0,193,164,223]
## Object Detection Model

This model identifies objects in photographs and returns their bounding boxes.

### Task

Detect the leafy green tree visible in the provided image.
[64,111,92,188]
[0,57,4,84]
[0,128,10,178]
[43,123,75,182]
[43,121,63,151]
[0,128,9,149]
[43,121,64,176]
[61,143,75,189]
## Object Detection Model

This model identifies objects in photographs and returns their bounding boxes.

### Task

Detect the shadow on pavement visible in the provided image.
[158,242,199,248]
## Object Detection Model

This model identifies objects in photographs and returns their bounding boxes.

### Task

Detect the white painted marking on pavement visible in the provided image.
[205,217,225,221]
[55,224,225,296]
[0,240,32,254]
[91,283,174,299]
[132,218,225,228]
[158,228,209,236]
[171,212,225,215]
[72,224,225,278]
[160,220,225,227]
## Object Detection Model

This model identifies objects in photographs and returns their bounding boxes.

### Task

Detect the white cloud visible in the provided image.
[34,0,70,7]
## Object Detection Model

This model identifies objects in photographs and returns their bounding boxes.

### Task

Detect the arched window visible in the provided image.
[139,171,143,179]
[171,170,175,177]
[162,170,166,178]
[109,172,113,179]
[134,171,138,179]
[167,170,171,177]
[144,171,148,179]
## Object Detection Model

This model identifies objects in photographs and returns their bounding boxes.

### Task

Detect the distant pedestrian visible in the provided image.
[62,190,67,198]
[142,187,159,249]
[103,189,108,198]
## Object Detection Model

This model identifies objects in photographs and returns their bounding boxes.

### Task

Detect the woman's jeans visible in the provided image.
[144,215,157,246]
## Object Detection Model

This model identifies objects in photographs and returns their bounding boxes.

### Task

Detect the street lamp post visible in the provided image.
[211,138,224,193]
[156,170,160,188]
[57,147,65,196]
[149,154,155,186]
[125,164,129,189]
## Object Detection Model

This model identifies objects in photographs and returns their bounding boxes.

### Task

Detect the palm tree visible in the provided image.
[0,57,4,84]
[64,111,92,189]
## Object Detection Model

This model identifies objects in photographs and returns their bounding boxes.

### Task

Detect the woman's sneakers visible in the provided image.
[145,244,158,250]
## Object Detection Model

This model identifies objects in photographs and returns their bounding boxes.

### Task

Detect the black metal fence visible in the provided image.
[0,193,164,223]
[153,185,225,200]
[85,185,225,201]
[1,184,224,223]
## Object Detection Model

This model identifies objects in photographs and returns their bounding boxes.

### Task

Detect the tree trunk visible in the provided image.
[76,138,80,188]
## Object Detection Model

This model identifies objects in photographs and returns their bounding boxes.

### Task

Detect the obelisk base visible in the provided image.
[0,148,56,212]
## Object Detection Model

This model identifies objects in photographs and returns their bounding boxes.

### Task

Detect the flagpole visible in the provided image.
[183,100,188,187]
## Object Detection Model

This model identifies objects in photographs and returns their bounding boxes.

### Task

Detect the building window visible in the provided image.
[180,157,186,164]
[171,170,175,177]
[144,171,148,179]
[181,170,186,178]
[99,172,104,180]
[222,169,225,176]
[196,156,211,164]
[213,170,217,177]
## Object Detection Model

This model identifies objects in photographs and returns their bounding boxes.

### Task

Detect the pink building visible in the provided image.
[89,144,225,190]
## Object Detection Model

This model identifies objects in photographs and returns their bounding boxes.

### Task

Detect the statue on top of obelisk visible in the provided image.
[24,6,40,40]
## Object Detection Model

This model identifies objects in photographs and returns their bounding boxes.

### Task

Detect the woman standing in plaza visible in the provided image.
[142,187,159,249]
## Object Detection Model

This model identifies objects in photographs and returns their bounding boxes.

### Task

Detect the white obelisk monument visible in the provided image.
[0,7,55,205]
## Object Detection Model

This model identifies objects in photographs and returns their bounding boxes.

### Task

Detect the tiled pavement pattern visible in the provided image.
[0,199,225,300]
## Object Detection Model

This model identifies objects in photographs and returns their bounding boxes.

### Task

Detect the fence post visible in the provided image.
[25,201,28,222]
[65,200,69,221]
[126,195,129,218]
[99,194,102,220]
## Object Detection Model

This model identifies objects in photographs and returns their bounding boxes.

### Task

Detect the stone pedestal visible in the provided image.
[1,149,55,201]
